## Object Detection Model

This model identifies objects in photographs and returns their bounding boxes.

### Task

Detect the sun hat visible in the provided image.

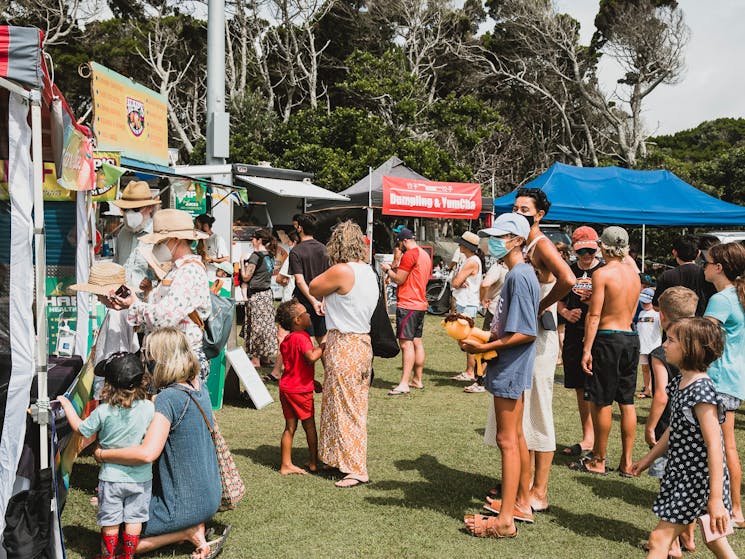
[94,352,145,389]
[139,209,209,244]
[639,287,654,304]
[572,226,599,251]
[600,226,629,249]
[478,213,530,240]
[70,262,130,296]
[112,180,161,209]
[215,261,235,276]
[456,231,480,252]
[395,227,415,242]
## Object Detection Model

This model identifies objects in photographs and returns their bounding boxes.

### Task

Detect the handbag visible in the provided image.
[181,389,246,511]
[369,272,400,358]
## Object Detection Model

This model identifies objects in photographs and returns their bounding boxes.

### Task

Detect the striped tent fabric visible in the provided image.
[0,26,44,89]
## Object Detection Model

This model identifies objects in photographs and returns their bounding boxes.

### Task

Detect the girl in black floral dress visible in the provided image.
[631,317,736,558]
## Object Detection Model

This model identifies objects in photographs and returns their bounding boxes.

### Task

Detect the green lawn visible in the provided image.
[61,315,745,558]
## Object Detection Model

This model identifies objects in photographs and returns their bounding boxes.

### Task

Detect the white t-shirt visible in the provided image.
[277,250,296,302]
[482,262,508,315]
[203,232,229,278]
[452,254,482,308]
[636,308,662,355]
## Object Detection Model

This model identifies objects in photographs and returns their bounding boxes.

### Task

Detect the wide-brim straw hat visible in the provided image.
[70,262,131,296]
[456,231,480,252]
[138,244,172,281]
[139,208,209,244]
[112,180,161,209]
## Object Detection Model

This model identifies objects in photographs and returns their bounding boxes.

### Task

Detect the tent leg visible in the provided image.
[366,207,374,262]
[641,224,646,273]
[31,91,49,469]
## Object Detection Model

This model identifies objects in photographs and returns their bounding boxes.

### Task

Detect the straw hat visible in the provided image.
[139,208,209,244]
[70,262,129,296]
[112,180,161,209]
[456,231,480,252]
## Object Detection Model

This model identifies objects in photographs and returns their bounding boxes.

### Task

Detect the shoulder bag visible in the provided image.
[369,269,400,358]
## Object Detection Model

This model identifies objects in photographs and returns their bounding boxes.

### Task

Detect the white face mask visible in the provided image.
[152,240,174,263]
[124,210,144,231]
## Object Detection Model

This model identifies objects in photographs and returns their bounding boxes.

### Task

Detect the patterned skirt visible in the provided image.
[244,289,278,360]
[319,330,373,476]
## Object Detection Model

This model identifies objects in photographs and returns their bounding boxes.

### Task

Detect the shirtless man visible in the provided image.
[577,226,641,476]
[512,188,575,512]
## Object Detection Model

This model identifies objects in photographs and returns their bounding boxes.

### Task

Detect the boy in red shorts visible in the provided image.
[275,298,324,475]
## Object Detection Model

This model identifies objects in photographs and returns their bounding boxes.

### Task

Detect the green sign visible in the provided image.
[172,178,207,217]
[46,276,77,355]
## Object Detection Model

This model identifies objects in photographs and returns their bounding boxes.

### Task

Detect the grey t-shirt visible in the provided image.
[485,262,540,399]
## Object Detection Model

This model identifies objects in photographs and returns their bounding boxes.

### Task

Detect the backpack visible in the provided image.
[185,260,236,359]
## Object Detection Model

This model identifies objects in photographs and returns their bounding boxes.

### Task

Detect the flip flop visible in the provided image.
[451,372,476,382]
[482,498,535,523]
[335,476,369,488]
[387,388,410,396]
[464,383,486,393]
[561,443,591,457]
[192,526,231,559]
[568,459,607,476]
[636,392,652,399]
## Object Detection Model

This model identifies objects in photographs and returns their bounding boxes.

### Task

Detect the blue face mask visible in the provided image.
[488,237,510,259]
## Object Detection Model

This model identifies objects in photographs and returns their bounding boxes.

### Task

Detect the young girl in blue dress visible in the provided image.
[631,317,736,559]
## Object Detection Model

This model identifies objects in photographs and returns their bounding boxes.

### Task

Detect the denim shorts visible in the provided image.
[455,304,478,318]
[97,480,152,526]
[718,392,742,412]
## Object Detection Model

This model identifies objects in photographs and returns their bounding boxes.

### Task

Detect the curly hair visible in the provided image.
[326,220,368,264]
[275,298,303,331]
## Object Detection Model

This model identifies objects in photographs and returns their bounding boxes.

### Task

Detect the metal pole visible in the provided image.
[31,91,49,469]
[367,166,374,262]
[206,0,226,167]
[641,224,646,273]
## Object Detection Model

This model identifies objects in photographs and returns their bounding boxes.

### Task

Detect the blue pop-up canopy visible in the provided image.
[493,162,745,225]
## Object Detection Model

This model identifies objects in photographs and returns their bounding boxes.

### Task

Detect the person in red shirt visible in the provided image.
[381,228,432,395]
[275,298,324,475]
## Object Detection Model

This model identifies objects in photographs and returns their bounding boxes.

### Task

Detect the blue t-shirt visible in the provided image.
[485,262,540,399]
[78,399,154,483]
[705,286,745,400]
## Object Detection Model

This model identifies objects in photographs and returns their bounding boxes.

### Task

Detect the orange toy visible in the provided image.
[441,313,498,377]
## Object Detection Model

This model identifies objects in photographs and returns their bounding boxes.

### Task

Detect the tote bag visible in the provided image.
[369,273,399,358]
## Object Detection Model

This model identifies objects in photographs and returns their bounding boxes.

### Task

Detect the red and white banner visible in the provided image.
[382,176,482,219]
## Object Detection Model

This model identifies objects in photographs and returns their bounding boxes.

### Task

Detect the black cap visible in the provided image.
[94,352,145,389]
[395,227,414,242]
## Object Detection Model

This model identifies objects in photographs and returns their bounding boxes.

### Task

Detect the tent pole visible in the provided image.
[367,166,373,262]
[641,224,646,273]
[30,90,49,470]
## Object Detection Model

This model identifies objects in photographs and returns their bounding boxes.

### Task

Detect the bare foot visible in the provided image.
[184,523,207,550]
[305,462,319,473]
[528,492,549,512]
[280,464,307,475]
[679,530,696,552]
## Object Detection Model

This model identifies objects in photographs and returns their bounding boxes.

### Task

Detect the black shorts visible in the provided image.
[299,299,327,338]
[396,308,425,340]
[562,328,585,389]
[584,331,640,406]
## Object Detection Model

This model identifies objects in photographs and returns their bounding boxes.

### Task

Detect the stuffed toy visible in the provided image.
[441,313,497,377]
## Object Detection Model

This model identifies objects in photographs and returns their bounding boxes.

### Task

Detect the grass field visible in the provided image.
[61,315,745,558]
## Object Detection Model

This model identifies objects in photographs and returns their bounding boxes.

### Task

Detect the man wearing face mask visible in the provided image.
[511,188,575,514]
[112,180,160,290]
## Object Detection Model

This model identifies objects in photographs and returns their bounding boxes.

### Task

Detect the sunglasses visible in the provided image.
[575,248,597,256]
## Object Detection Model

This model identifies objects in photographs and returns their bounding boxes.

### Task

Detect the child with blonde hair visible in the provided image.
[632,317,735,559]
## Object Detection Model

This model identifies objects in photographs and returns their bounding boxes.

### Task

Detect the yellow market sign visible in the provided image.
[0,160,76,201]
[90,61,169,166]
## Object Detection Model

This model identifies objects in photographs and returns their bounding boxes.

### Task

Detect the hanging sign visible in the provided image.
[382,176,482,219]
[172,178,207,216]
[92,151,122,201]
[90,61,169,166]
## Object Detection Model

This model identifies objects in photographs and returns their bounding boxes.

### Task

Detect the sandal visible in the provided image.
[262,374,280,383]
[192,526,231,559]
[568,459,607,476]
[561,443,591,457]
[464,383,486,393]
[464,514,518,538]
[452,372,476,382]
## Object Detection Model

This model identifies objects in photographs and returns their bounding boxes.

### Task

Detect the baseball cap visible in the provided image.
[395,227,415,242]
[94,352,146,389]
[572,226,599,251]
[639,287,654,304]
[600,226,629,249]
[479,213,531,240]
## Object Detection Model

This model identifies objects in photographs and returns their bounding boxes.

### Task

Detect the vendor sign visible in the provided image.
[90,61,169,166]
[172,178,207,216]
[46,276,77,355]
[92,151,122,201]
[1,161,76,201]
[57,126,95,191]
[382,176,482,219]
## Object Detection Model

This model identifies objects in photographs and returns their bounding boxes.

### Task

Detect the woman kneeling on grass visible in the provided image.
[309,221,378,488]
[93,327,227,559]
[631,318,736,559]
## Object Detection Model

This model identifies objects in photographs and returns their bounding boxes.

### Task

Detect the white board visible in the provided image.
[225,347,274,410]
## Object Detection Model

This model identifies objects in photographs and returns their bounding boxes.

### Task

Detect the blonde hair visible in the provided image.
[326,220,368,264]
[145,327,200,388]
[658,286,698,321]
[600,242,629,259]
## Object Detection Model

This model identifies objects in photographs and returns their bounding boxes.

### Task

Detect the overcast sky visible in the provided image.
[554,0,745,136]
